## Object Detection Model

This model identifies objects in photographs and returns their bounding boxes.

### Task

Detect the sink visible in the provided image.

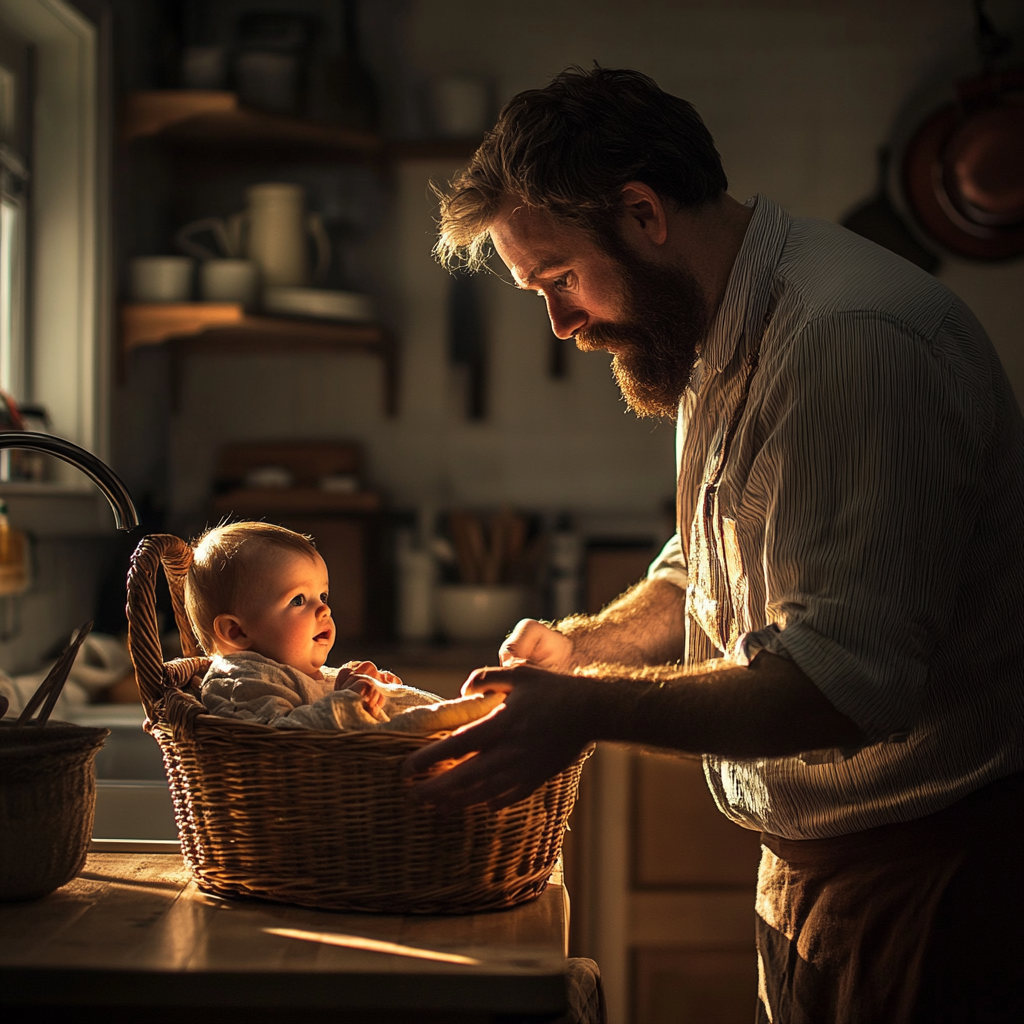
[64,705,179,851]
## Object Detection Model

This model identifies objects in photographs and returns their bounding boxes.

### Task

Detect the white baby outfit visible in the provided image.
[200,651,501,733]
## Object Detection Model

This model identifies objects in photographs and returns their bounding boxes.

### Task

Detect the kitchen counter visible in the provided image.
[0,853,570,1022]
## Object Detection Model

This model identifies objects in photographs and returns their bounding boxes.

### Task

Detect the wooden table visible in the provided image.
[0,854,570,1023]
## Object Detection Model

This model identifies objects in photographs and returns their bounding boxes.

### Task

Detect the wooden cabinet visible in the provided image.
[277,515,367,639]
[120,302,398,414]
[565,544,762,1023]
[633,948,759,1024]
[566,749,761,1024]
[631,754,760,1024]
[634,754,761,888]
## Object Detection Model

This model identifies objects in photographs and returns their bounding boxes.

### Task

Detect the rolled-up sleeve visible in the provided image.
[647,531,689,590]
[747,308,989,742]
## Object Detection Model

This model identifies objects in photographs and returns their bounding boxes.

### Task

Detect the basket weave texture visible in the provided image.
[0,721,108,900]
[126,534,589,914]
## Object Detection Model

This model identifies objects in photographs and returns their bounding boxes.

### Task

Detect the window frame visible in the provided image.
[0,22,30,409]
[0,0,109,484]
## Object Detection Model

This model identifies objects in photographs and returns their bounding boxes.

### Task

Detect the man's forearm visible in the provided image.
[574,651,866,758]
[556,577,687,668]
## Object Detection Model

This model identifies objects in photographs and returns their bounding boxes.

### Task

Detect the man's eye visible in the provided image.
[290,594,305,606]
[552,274,571,291]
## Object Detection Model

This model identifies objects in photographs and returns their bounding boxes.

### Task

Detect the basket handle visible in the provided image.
[126,534,203,718]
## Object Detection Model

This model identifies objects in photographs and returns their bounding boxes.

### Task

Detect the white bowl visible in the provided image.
[436,585,528,642]
[129,256,193,302]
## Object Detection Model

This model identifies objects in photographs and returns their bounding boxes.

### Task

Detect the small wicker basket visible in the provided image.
[126,534,589,914]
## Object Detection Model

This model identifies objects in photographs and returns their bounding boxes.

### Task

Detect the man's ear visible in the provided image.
[619,182,669,247]
[212,613,251,653]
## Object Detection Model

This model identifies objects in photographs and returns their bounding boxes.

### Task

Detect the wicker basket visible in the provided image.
[126,534,589,914]
[0,720,108,900]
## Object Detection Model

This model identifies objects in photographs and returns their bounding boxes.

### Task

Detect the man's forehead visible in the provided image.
[491,202,591,284]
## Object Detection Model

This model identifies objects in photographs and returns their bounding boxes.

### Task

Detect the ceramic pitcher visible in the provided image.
[176,182,330,288]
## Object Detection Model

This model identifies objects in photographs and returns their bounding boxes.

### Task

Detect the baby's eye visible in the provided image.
[320,592,329,604]
[290,594,305,606]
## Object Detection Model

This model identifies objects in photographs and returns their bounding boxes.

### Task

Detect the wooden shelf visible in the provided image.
[212,487,381,517]
[120,303,398,415]
[121,301,244,350]
[123,90,381,154]
[122,91,481,162]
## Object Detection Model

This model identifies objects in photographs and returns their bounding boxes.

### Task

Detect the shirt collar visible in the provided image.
[698,194,791,375]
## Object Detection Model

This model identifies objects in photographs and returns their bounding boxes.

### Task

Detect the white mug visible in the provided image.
[175,183,330,289]
[199,259,259,306]
[129,256,193,302]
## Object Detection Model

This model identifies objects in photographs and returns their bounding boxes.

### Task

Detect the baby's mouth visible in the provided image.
[314,629,332,643]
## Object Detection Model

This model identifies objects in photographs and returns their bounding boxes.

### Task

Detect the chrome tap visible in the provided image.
[0,431,139,530]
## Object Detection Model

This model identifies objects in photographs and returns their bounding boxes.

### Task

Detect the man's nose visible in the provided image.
[545,294,587,340]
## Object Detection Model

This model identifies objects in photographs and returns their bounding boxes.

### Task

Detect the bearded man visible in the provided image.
[406,67,1024,1024]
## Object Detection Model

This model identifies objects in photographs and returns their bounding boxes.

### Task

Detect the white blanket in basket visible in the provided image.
[200,651,502,733]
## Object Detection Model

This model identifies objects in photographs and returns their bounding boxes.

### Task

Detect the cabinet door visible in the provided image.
[567,541,762,1023]
[633,948,759,1024]
[566,749,761,1024]
[631,752,760,1024]
[634,753,761,888]
[280,516,365,639]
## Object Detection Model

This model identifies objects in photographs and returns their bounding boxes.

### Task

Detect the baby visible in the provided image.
[184,521,477,731]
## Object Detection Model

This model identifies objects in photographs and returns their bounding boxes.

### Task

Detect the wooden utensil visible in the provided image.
[15,621,93,727]
[448,509,530,585]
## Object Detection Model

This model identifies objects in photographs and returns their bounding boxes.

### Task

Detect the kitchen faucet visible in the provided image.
[0,431,139,530]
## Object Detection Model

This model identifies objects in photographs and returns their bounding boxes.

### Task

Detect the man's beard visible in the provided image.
[576,249,709,419]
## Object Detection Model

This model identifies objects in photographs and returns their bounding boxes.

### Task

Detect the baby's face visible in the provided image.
[234,549,335,677]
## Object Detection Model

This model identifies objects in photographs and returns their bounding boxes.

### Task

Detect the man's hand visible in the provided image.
[402,665,594,811]
[499,619,575,671]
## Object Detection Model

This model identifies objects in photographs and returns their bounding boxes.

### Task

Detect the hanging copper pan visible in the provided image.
[902,66,1024,260]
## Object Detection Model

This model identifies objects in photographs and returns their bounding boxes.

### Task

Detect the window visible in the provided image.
[0,0,107,479]
[0,25,28,412]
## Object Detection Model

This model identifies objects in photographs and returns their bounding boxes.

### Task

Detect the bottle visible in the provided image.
[396,527,435,642]
[548,514,583,620]
[0,500,29,596]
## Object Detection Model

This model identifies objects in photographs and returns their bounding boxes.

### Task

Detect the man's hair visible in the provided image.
[184,521,318,654]
[435,65,728,270]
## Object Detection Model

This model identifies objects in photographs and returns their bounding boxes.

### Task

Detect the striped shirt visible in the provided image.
[648,195,1024,839]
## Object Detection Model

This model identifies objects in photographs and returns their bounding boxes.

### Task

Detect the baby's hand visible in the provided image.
[334,661,402,713]
[335,660,404,688]
[341,675,385,713]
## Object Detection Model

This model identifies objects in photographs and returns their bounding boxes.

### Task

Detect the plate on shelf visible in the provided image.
[262,287,374,323]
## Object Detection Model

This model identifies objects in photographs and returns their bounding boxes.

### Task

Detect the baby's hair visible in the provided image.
[184,521,319,655]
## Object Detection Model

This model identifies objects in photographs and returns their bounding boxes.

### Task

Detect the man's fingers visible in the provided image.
[499,618,554,665]
[460,667,516,696]
[408,751,529,810]
[499,619,575,672]
[401,711,507,776]
[499,618,538,663]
